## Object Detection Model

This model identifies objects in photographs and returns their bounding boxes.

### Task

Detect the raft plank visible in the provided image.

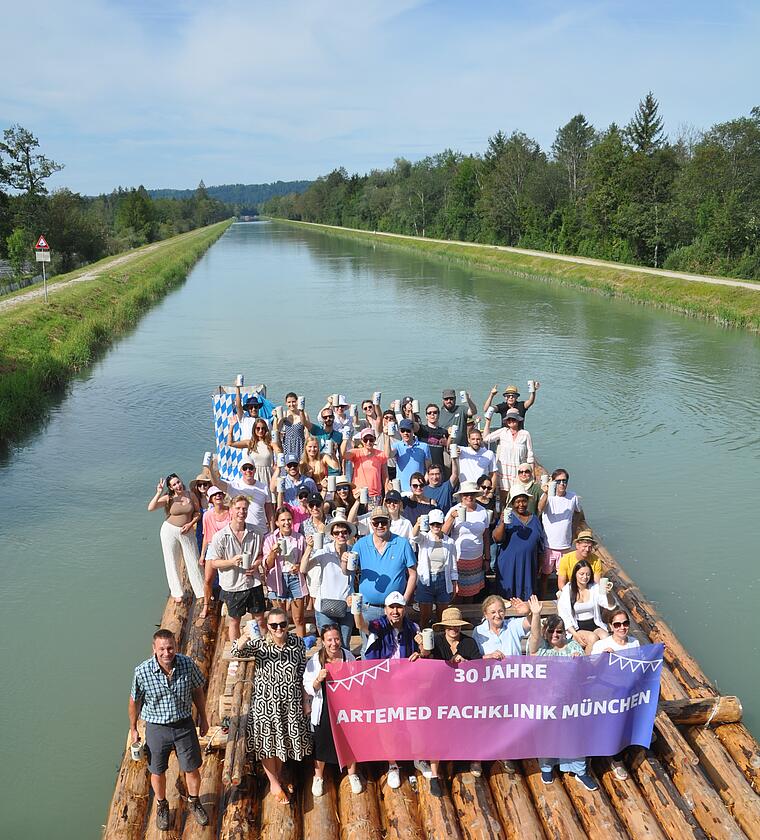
[592,756,666,840]
[413,772,463,840]
[377,772,424,840]
[219,774,259,840]
[449,770,504,840]
[337,771,383,840]
[486,761,547,840]
[660,696,742,726]
[181,752,223,840]
[260,783,302,840]
[144,752,186,840]
[559,765,630,840]
[523,758,588,840]
[301,767,341,840]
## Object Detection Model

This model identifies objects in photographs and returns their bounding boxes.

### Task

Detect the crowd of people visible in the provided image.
[130,382,641,827]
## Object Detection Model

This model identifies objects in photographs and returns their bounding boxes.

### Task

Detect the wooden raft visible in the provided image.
[104,503,760,839]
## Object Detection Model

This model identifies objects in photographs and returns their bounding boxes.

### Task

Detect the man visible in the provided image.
[219,457,273,533]
[483,383,539,426]
[310,407,343,468]
[538,468,582,597]
[354,505,417,642]
[207,496,267,641]
[129,629,209,830]
[424,462,457,512]
[401,472,437,525]
[354,590,421,791]
[384,419,431,491]
[342,427,388,506]
[438,388,476,447]
[331,394,354,436]
[458,427,498,485]
[416,403,449,474]
[557,530,603,590]
[272,458,318,505]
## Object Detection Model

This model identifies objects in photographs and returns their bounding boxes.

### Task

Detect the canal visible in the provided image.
[2,220,758,838]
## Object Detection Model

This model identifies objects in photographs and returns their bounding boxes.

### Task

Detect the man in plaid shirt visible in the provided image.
[129,629,209,830]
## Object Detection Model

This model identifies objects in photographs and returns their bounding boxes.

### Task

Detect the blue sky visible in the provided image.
[1,0,757,194]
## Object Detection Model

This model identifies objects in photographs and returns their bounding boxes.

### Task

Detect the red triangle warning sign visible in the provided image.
[35,235,50,249]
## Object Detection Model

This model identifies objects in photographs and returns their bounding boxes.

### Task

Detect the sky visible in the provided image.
[1,0,758,195]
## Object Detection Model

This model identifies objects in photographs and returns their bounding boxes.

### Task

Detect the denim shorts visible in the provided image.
[272,572,304,601]
[416,572,452,605]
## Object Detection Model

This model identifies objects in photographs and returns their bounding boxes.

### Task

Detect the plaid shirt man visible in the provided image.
[130,653,204,724]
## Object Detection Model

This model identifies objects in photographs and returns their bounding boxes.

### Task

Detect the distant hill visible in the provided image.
[148,180,312,213]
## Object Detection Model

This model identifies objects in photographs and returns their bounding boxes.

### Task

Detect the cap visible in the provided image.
[206,485,224,499]
[401,395,414,406]
[442,389,456,399]
[244,396,262,407]
[429,508,445,524]
[241,458,255,468]
[307,493,324,507]
[576,529,598,545]
[384,591,406,607]
[360,427,376,440]
[505,408,524,422]
[286,456,300,465]
[385,490,403,502]
[370,505,390,520]
[399,419,414,431]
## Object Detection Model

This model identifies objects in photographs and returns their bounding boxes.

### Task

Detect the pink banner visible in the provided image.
[326,645,663,766]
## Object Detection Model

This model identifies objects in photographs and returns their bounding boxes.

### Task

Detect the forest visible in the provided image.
[262,94,760,280]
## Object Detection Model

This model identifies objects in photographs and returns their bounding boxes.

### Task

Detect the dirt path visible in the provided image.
[297,221,760,292]
[0,241,164,313]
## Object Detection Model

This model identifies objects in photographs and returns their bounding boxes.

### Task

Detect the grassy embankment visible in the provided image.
[0,220,232,443]
[270,219,760,332]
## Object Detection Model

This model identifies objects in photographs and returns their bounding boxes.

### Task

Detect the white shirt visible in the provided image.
[226,477,269,532]
[541,492,581,550]
[206,524,263,593]
[389,516,413,540]
[458,446,497,483]
[591,636,640,655]
[446,504,490,559]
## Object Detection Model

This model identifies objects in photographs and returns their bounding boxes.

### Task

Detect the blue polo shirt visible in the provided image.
[355,532,417,605]
[424,480,454,512]
[391,439,431,491]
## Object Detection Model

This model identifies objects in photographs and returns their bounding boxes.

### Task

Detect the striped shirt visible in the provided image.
[130,653,204,724]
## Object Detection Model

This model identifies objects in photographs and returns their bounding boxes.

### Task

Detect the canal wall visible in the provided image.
[0,220,233,445]
[268,218,760,333]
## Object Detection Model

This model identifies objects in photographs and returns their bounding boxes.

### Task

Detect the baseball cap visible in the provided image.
[442,389,456,399]
[399,419,414,431]
[384,591,406,607]
[429,509,445,525]
[385,490,403,502]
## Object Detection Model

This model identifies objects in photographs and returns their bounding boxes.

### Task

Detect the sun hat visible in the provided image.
[384,591,406,607]
[329,515,356,537]
[206,485,224,499]
[504,408,524,422]
[399,419,414,431]
[360,427,376,440]
[433,607,472,631]
[503,385,520,396]
[518,462,532,472]
[370,505,390,521]
[454,481,480,497]
[575,529,598,545]
[334,474,351,487]
[244,395,262,407]
[194,473,212,483]
[509,487,532,503]
[429,508,445,525]
[442,389,456,399]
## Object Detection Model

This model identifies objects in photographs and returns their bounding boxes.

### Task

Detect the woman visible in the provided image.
[417,607,482,782]
[303,625,363,797]
[189,474,212,553]
[231,608,312,804]
[264,507,308,637]
[526,595,597,790]
[300,517,356,649]
[300,436,340,485]
[227,418,277,491]
[443,481,490,602]
[331,476,367,522]
[510,464,542,514]
[275,392,308,464]
[411,509,458,628]
[476,474,497,516]
[148,474,205,603]
[557,560,613,654]
[483,408,534,501]
[302,492,328,538]
[472,594,531,660]
[399,395,421,432]
[199,486,231,618]
[492,488,546,601]
[538,468,582,597]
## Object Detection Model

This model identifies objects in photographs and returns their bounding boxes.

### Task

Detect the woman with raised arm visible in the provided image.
[264,507,309,637]
[148,474,205,603]
[232,608,312,804]
[557,560,614,654]
[199,485,231,618]
[299,436,341,485]
[492,488,545,601]
[274,391,308,465]
[443,481,490,602]
[227,417,278,490]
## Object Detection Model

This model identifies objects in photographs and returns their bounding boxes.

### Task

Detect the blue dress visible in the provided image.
[494,515,545,601]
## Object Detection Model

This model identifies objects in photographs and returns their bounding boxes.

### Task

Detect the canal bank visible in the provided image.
[0,219,232,444]
[266,218,760,332]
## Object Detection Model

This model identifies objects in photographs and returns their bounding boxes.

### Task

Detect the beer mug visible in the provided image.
[130,740,145,762]
[420,514,430,533]
[349,403,357,419]
[235,373,244,387]
[449,443,460,459]
[411,398,420,414]
[351,593,363,615]
[276,452,286,467]
[540,473,549,487]
[297,395,305,410]
[278,537,288,555]
[457,505,467,524]
[323,439,334,456]
[422,628,435,651]
[527,379,536,393]
[241,551,252,569]
[327,475,337,492]
[373,391,382,405]
[503,506,513,523]
[274,405,283,421]
[459,390,467,404]
[342,427,351,440]
[312,532,324,550]
[395,412,403,424]
[360,487,369,504]
[392,479,401,492]
[331,393,339,406]
[388,422,397,435]
[202,451,212,467]
[335,507,347,519]
[600,576,612,593]
[548,481,557,497]
[346,551,358,571]
[449,425,458,437]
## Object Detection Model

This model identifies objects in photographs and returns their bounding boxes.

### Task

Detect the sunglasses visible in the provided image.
[298,493,309,499]
[372,518,389,526]
[518,469,531,474]
[333,528,349,536]
[612,620,630,628]
[480,485,493,491]
[241,466,255,472]
[411,483,424,489]
[197,482,210,487]
[556,478,569,484]
[363,436,376,443]
[308,501,321,508]
[322,414,334,420]
[426,409,439,415]
[268,621,288,630]
[551,627,565,635]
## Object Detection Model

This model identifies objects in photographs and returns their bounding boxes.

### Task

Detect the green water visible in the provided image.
[1,220,758,839]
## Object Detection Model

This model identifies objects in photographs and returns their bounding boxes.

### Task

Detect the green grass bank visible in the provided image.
[269,218,760,333]
[0,220,232,444]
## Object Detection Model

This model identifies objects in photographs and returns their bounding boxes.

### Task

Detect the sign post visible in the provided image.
[34,235,50,303]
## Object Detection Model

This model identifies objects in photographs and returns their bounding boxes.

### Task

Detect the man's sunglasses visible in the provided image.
[268,621,289,630]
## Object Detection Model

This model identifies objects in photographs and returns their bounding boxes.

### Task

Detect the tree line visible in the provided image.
[262,94,760,280]
[0,125,230,280]
[149,180,312,216]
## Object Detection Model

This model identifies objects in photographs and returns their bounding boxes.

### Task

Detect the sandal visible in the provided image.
[272,789,290,805]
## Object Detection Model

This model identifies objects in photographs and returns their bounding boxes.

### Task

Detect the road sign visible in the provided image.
[35,235,50,250]
[35,250,51,262]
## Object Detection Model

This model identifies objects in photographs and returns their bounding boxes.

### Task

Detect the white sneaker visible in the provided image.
[611,760,628,781]
[470,761,482,778]
[387,764,401,789]
[312,775,324,797]
[414,760,433,779]
[349,773,363,794]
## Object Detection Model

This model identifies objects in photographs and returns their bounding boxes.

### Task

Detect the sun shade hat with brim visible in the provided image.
[370,505,390,521]
[454,481,481,497]
[509,487,532,503]
[433,607,472,631]
[504,408,524,422]
[194,473,212,483]
[502,385,520,396]
[575,529,598,545]
[206,485,224,499]
[329,515,356,538]
[334,475,351,488]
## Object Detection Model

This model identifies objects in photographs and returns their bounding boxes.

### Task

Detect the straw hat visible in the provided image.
[433,607,472,631]
[575,529,597,545]
[329,515,357,538]
[454,481,480,497]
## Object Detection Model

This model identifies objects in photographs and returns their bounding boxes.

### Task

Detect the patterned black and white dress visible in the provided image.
[231,634,312,761]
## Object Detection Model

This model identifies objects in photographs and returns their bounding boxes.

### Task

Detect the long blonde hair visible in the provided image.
[300,436,326,479]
